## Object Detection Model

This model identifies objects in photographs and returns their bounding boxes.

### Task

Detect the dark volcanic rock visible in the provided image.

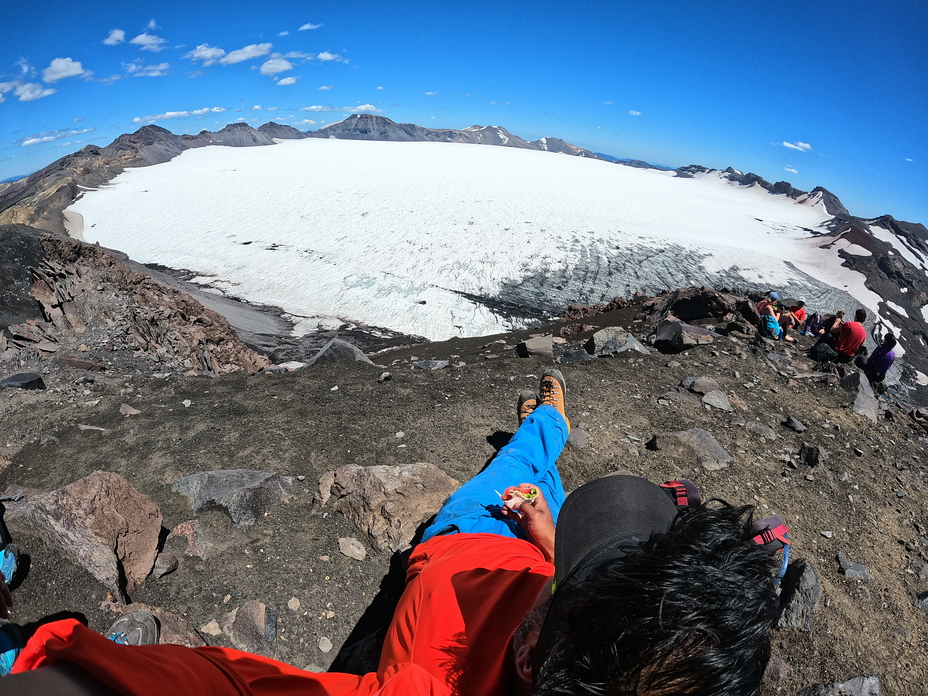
[0,372,46,390]
[777,559,821,632]
[840,371,879,422]
[837,551,873,581]
[584,327,629,355]
[647,428,732,470]
[0,224,45,329]
[172,470,295,527]
[650,319,716,352]
[256,122,309,140]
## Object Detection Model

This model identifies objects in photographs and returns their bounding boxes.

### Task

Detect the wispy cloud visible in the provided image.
[220,43,273,65]
[602,101,613,105]
[125,62,170,77]
[376,86,383,90]
[628,110,641,116]
[905,158,913,162]
[133,106,227,124]
[299,104,381,113]
[130,33,167,52]
[299,23,322,31]
[318,85,333,90]
[784,166,798,174]
[146,19,159,30]
[2,81,57,101]
[423,91,438,96]
[185,44,226,66]
[278,31,290,36]
[16,58,33,77]
[781,141,812,152]
[277,77,298,86]
[43,58,93,83]
[259,58,293,76]
[15,127,95,147]
[317,51,346,62]
[104,29,125,46]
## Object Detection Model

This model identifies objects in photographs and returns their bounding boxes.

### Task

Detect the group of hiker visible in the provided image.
[756,292,897,386]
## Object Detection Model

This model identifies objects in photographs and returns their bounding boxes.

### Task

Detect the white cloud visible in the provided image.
[781,141,812,152]
[132,106,226,124]
[318,85,333,90]
[299,104,381,113]
[16,58,32,77]
[185,45,226,66]
[146,19,159,30]
[423,91,438,96]
[43,58,92,83]
[602,101,613,104]
[283,51,313,59]
[376,86,383,90]
[16,127,95,147]
[784,166,798,174]
[220,43,273,65]
[905,158,913,162]
[299,23,322,31]
[277,77,297,86]
[301,119,318,124]
[266,106,278,111]
[130,33,167,52]
[628,110,642,116]
[252,105,263,110]
[15,82,57,101]
[125,62,170,77]
[260,58,293,75]
[104,29,125,46]
[317,51,345,62]
[278,31,290,36]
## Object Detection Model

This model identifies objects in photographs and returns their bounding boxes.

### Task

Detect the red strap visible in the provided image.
[660,481,690,506]
[753,523,790,550]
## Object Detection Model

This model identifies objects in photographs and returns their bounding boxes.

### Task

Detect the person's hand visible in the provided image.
[501,485,555,562]
[0,578,12,620]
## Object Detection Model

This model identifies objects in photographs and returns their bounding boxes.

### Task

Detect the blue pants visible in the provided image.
[421,405,569,542]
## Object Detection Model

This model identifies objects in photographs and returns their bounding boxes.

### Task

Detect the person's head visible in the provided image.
[883,333,897,349]
[836,309,846,319]
[854,308,867,323]
[767,291,779,302]
[797,297,806,307]
[515,477,779,696]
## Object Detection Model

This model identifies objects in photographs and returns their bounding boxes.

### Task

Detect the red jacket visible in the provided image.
[835,321,866,357]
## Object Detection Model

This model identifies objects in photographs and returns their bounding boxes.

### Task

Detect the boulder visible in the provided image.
[647,429,732,471]
[777,559,820,632]
[583,327,628,356]
[0,372,46,390]
[794,675,881,696]
[783,416,807,432]
[682,376,721,395]
[517,335,554,358]
[799,443,828,468]
[650,319,715,352]
[701,390,733,411]
[840,371,879,422]
[56,355,105,371]
[837,551,872,581]
[640,287,760,327]
[304,338,373,368]
[172,470,294,527]
[318,462,458,551]
[6,471,162,600]
[223,600,276,657]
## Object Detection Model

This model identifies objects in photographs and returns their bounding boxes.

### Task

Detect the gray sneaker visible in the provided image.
[105,610,160,646]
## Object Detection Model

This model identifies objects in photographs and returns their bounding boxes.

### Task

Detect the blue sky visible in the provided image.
[2,1,927,224]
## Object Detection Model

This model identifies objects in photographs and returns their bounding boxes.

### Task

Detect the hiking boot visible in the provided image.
[517,390,537,426]
[0,544,18,585]
[538,369,569,430]
[0,623,23,676]
[105,610,160,646]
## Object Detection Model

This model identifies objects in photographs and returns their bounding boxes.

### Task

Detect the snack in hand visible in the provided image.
[498,485,539,511]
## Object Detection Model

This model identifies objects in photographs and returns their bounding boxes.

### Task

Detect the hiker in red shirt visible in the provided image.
[3,370,784,696]
[834,308,868,363]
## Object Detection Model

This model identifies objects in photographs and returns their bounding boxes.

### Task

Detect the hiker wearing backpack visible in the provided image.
[834,309,868,363]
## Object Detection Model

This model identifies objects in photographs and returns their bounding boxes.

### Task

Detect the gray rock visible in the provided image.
[763,656,793,686]
[783,416,807,432]
[567,427,591,449]
[840,371,879,422]
[732,419,777,440]
[6,471,162,600]
[650,319,715,352]
[621,335,651,355]
[701,390,733,411]
[911,557,928,581]
[224,600,275,656]
[320,463,458,552]
[916,591,928,612]
[518,335,554,358]
[837,551,873,581]
[304,338,373,368]
[0,372,46,390]
[318,636,334,653]
[338,536,367,561]
[377,372,392,383]
[682,376,721,394]
[172,470,294,527]
[647,428,732,471]
[152,552,179,578]
[799,442,828,468]
[794,675,881,696]
[557,349,596,364]
[777,559,820,632]
[584,327,629,356]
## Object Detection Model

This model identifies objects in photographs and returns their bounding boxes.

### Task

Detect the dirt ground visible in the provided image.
[1,311,927,694]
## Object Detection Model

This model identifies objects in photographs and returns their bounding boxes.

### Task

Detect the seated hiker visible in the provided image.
[856,333,897,384]
[2,369,786,696]
[816,309,845,345]
[834,308,868,364]
[757,291,783,339]
[782,298,807,340]
[803,310,822,336]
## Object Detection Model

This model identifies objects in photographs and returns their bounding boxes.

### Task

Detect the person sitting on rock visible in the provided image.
[757,291,783,339]
[855,333,897,385]
[816,309,845,346]
[2,369,783,696]
[834,309,868,364]
[782,298,807,340]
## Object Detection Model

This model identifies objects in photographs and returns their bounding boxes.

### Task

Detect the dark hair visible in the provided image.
[855,308,867,322]
[884,333,897,349]
[536,504,778,696]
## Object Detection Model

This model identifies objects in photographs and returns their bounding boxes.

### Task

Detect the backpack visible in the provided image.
[810,341,839,362]
[804,312,822,334]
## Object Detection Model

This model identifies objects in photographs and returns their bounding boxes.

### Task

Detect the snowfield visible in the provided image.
[68,138,879,341]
